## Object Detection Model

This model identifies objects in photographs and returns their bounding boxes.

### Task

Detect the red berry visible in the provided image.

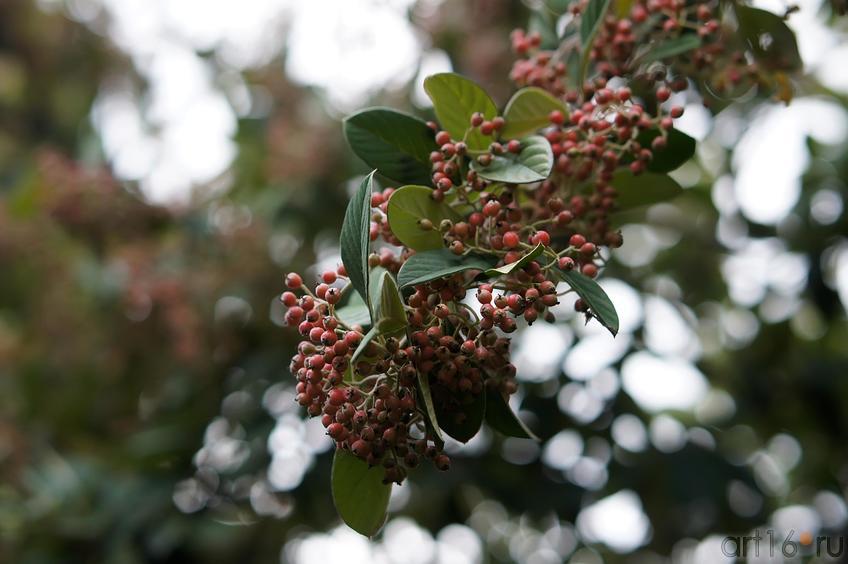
[580,242,597,255]
[534,230,551,246]
[569,234,586,247]
[328,388,347,406]
[286,272,303,289]
[503,231,520,248]
[582,263,599,278]
[435,131,451,145]
[483,200,501,217]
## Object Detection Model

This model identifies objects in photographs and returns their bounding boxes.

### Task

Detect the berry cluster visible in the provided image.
[282,271,452,484]
[280,0,794,493]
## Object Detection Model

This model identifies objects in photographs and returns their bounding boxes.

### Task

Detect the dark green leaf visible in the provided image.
[636,128,696,173]
[351,325,380,365]
[580,0,610,44]
[612,169,683,210]
[639,34,702,65]
[331,448,392,537]
[340,172,375,307]
[387,185,461,251]
[485,243,545,276]
[334,292,372,328]
[423,73,498,151]
[471,136,554,184]
[343,108,437,185]
[416,371,443,442]
[735,5,802,71]
[485,387,539,441]
[579,0,611,84]
[398,249,497,289]
[436,390,486,443]
[558,269,619,336]
[502,88,568,139]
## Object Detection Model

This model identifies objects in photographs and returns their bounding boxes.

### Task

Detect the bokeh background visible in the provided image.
[2,0,848,562]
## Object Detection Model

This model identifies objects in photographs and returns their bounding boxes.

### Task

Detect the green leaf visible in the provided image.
[558,269,619,336]
[485,387,539,441]
[485,243,545,276]
[543,0,571,15]
[471,136,553,184]
[528,9,559,50]
[343,108,437,185]
[386,185,461,251]
[340,172,375,307]
[331,448,392,537]
[580,0,611,44]
[334,292,372,328]
[397,249,497,289]
[416,371,443,442]
[735,5,802,71]
[369,268,408,335]
[565,48,582,90]
[502,88,568,139]
[351,325,381,365]
[579,0,611,84]
[423,73,498,151]
[636,128,696,173]
[436,390,486,443]
[639,34,702,65]
[612,169,683,210]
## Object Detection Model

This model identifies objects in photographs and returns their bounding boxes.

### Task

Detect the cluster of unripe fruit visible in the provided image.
[279,0,782,486]
[281,268,525,484]
[510,0,754,100]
